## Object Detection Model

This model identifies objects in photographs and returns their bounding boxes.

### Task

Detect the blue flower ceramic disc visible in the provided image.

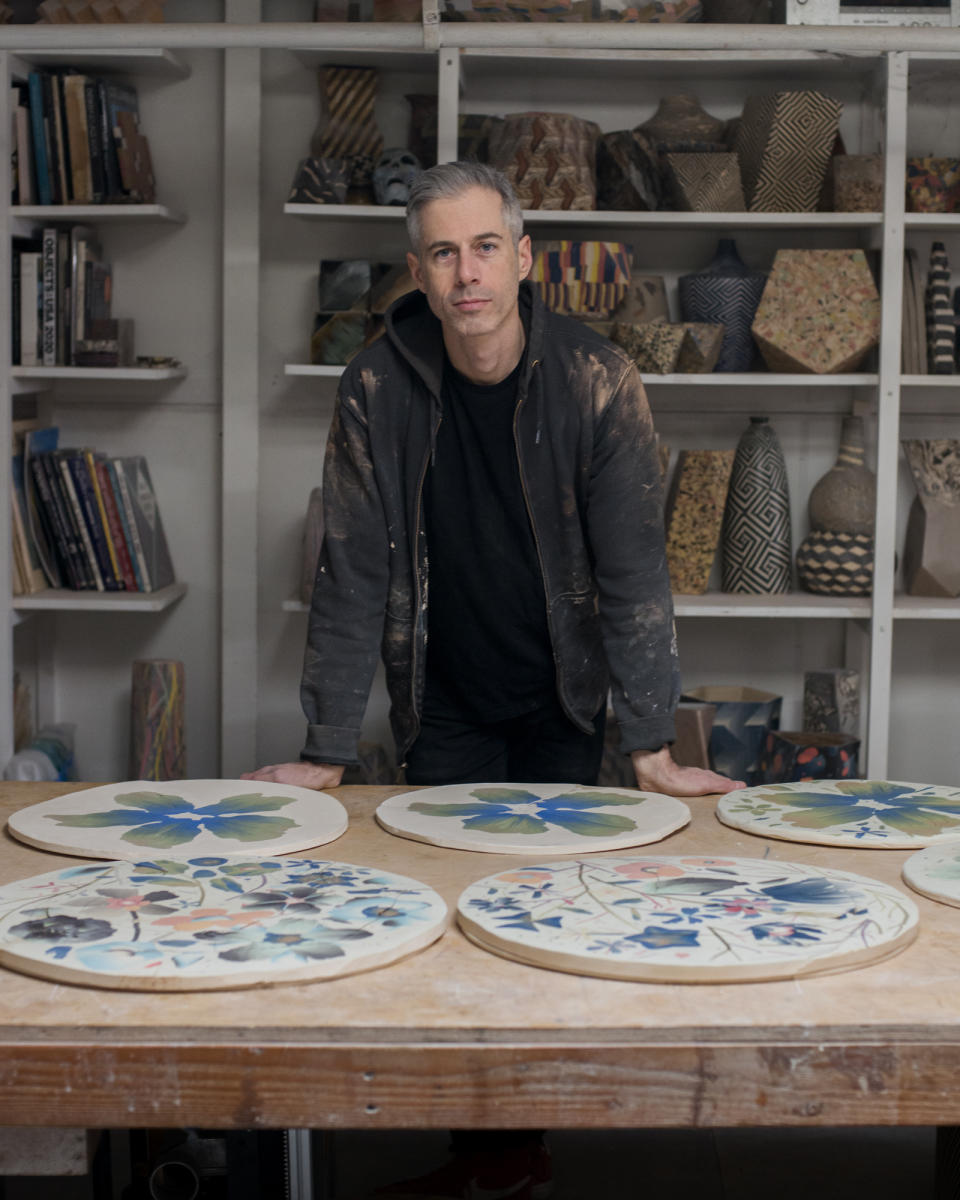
[6,779,349,861]
[902,840,960,908]
[0,857,448,990]
[375,784,690,855]
[716,779,960,849]
[457,855,918,982]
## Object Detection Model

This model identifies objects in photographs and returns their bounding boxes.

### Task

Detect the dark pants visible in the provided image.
[405,695,606,787]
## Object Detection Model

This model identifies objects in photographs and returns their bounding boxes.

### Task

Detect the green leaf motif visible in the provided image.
[409,802,496,819]
[220,861,282,876]
[207,815,298,842]
[462,814,548,836]
[469,788,541,805]
[876,808,960,837]
[53,811,154,829]
[547,810,638,837]
[113,792,193,813]
[210,876,245,894]
[121,820,198,849]
[552,790,643,808]
[777,804,868,831]
[194,794,298,816]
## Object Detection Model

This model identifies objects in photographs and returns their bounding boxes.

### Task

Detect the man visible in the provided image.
[245,161,742,1200]
[246,161,740,800]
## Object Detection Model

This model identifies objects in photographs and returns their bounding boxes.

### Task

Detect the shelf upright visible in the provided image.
[868,50,909,778]
[221,0,262,777]
[0,57,13,768]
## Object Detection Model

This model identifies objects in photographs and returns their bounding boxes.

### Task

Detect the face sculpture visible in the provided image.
[373,149,423,206]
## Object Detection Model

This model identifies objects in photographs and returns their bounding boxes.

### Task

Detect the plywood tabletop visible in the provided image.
[1,781,959,1130]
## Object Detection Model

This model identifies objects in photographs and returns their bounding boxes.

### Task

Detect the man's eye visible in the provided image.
[479,242,496,253]
[435,248,453,261]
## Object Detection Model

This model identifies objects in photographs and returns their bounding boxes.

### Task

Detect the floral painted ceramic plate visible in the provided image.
[6,779,349,861]
[716,779,960,849]
[902,840,960,908]
[376,784,690,855]
[0,857,448,990]
[457,855,918,983]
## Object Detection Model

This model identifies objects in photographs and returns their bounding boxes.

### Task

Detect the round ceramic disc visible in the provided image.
[716,779,960,849]
[376,783,690,854]
[0,856,448,991]
[457,855,918,983]
[6,779,349,861]
[902,840,960,908]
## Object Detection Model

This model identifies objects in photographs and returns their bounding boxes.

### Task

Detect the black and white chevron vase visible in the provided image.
[927,241,956,374]
[722,417,793,594]
[678,239,767,372]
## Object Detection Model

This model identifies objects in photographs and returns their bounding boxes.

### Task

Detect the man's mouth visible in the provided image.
[454,297,489,311]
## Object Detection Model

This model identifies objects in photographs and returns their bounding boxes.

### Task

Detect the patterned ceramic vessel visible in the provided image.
[758,730,860,784]
[722,416,792,595]
[807,415,876,537]
[681,685,782,785]
[678,239,767,372]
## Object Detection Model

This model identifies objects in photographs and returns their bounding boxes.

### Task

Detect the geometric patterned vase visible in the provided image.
[722,416,793,594]
[678,238,767,372]
[927,241,956,374]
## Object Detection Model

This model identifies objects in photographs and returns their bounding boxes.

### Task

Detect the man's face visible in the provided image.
[406,185,532,344]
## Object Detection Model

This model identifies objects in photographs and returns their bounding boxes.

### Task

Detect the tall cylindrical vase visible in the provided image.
[722,416,793,594]
[678,238,768,372]
[130,659,186,781]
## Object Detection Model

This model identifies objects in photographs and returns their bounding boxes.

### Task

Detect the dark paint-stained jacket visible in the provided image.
[299,280,680,767]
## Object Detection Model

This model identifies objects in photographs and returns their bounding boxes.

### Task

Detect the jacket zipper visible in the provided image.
[408,401,443,746]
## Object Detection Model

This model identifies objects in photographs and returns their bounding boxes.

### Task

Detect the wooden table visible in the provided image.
[0,781,957,1132]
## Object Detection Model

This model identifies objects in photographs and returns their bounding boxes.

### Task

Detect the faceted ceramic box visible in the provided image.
[758,730,860,785]
[492,111,600,211]
[751,249,880,374]
[902,439,960,598]
[665,152,745,212]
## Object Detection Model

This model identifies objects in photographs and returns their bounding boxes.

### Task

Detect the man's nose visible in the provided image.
[456,251,480,285]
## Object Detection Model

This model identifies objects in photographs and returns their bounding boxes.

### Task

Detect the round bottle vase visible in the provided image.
[796,530,874,597]
[807,415,876,537]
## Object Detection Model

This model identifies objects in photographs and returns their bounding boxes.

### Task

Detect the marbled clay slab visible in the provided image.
[751,249,880,374]
[664,449,736,594]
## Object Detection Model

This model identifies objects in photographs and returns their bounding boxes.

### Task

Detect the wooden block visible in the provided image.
[664,449,735,594]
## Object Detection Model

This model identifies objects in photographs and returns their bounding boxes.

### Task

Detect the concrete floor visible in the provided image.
[0,1126,938,1199]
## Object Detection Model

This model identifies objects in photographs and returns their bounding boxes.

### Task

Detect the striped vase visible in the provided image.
[722,416,793,594]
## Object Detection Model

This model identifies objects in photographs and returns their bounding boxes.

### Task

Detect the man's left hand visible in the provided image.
[631,744,745,797]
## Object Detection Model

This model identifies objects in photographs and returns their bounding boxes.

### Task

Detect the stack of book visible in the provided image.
[11,68,155,208]
[12,225,132,367]
[11,424,176,596]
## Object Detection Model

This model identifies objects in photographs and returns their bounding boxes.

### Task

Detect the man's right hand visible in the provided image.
[240,761,345,789]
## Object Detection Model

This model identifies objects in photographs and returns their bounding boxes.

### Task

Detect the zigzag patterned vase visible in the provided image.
[722,416,793,594]
[678,239,767,372]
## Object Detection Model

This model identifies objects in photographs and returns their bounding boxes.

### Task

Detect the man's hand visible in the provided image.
[240,761,345,789]
[631,745,744,797]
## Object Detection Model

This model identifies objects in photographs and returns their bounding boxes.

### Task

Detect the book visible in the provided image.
[13,86,35,206]
[41,227,57,366]
[95,458,138,590]
[105,458,144,591]
[85,79,107,203]
[11,235,42,366]
[56,451,105,591]
[62,74,93,206]
[100,78,138,201]
[34,450,90,589]
[22,428,64,589]
[11,443,47,594]
[50,72,72,205]
[112,456,175,591]
[26,73,51,206]
[84,448,124,588]
[40,72,63,206]
[69,225,99,358]
[64,450,122,590]
[19,250,42,367]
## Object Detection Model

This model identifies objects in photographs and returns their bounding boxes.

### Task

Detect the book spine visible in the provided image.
[106,459,144,590]
[56,229,69,367]
[40,72,62,206]
[51,72,71,204]
[28,454,74,589]
[85,449,124,588]
[41,227,57,366]
[69,452,122,590]
[10,461,45,593]
[100,78,135,201]
[11,247,20,366]
[19,252,40,367]
[26,73,51,207]
[111,458,151,590]
[58,454,105,591]
[63,75,92,206]
[84,79,106,203]
[37,453,88,589]
[13,89,34,206]
[96,460,137,590]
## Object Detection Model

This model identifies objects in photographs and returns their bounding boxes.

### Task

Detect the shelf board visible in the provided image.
[10,367,187,383]
[901,374,960,386]
[283,203,879,230]
[285,364,344,377]
[284,203,406,220]
[13,48,190,78]
[13,582,187,614]
[12,204,186,224]
[283,599,309,613]
[893,596,960,620]
[905,214,960,231]
[673,593,871,619]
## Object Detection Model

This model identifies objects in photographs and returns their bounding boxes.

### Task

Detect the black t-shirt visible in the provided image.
[422,354,556,722]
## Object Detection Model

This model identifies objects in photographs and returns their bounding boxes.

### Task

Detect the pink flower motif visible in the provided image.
[152,907,264,932]
[498,869,555,884]
[613,861,685,879]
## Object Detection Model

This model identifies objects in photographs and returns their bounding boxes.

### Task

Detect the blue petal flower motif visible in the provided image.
[408,786,641,838]
[624,926,701,950]
[749,922,823,946]
[10,914,114,942]
[760,879,860,906]
[326,896,435,927]
[195,918,372,963]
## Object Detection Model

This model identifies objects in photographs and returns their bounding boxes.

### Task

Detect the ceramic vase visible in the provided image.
[758,730,860,784]
[678,239,767,372]
[807,415,876,536]
[722,417,792,594]
[902,438,960,597]
[681,685,782,785]
[492,111,600,210]
[637,94,726,151]
[906,156,960,213]
[927,242,956,374]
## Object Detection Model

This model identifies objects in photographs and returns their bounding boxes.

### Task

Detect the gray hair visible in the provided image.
[406,161,524,255]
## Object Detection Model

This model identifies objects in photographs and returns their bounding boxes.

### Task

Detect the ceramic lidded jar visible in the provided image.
[807,415,877,536]
[678,238,768,372]
[638,94,726,151]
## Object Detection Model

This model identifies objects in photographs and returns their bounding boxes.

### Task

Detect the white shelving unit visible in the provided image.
[4,15,960,786]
